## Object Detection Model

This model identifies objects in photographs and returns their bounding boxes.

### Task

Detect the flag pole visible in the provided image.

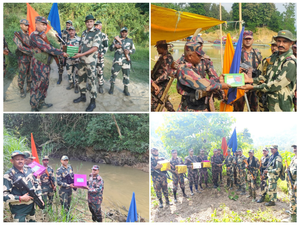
[219,3,223,66]
[244,93,251,112]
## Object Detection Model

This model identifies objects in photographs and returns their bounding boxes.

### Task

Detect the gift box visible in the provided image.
[202,160,211,168]
[157,160,171,171]
[28,161,46,177]
[192,162,202,169]
[224,73,245,87]
[175,165,187,174]
[63,45,79,57]
[74,174,87,187]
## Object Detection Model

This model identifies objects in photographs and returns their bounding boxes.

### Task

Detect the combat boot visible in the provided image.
[236,185,242,192]
[229,181,233,190]
[252,191,256,202]
[20,88,26,98]
[226,179,230,188]
[86,98,96,112]
[38,101,53,110]
[66,82,74,90]
[173,190,177,203]
[247,189,252,198]
[240,188,246,195]
[199,184,204,190]
[123,85,130,96]
[181,188,188,198]
[158,198,163,208]
[98,85,104,94]
[108,83,114,95]
[74,83,79,94]
[291,214,296,222]
[265,201,275,206]
[73,93,86,103]
[57,74,62,84]
[165,197,172,206]
[256,195,265,203]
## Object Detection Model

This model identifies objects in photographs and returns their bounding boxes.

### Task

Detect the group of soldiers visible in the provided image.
[151,29,297,112]
[3,14,135,111]
[3,151,104,222]
[151,145,297,222]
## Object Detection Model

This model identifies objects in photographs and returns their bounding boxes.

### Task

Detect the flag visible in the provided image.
[31,133,40,164]
[227,128,238,154]
[227,27,245,104]
[221,137,228,157]
[126,192,138,222]
[48,3,61,37]
[27,3,51,35]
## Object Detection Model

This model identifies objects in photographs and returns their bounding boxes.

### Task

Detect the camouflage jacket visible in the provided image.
[260,154,270,174]
[184,155,198,172]
[198,154,208,171]
[13,30,33,60]
[211,155,223,169]
[60,29,69,46]
[253,49,297,111]
[218,154,224,162]
[151,156,167,177]
[79,26,102,64]
[246,156,260,177]
[56,164,75,189]
[287,156,297,185]
[40,165,55,187]
[224,155,234,168]
[234,154,247,170]
[266,153,282,175]
[109,36,136,61]
[176,60,222,96]
[98,32,109,56]
[170,157,184,174]
[241,47,263,70]
[260,56,272,76]
[151,52,173,86]
[3,166,42,206]
[88,174,104,204]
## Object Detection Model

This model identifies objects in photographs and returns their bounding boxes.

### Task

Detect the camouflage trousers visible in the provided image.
[212,167,222,186]
[172,174,185,191]
[237,169,246,189]
[88,202,102,222]
[58,56,65,76]
[293,90,297,112]
[233,90,258,112]
[97,56,105,86]
[10,203,36,222]
[247,173,256,191]
[42,185,54,208]
[110,59,130,86]
[226,167,234,183]
[66,59,78,84]
[151,87,174,112]
[188,169,199,186]
[59,187,72,213]
[77,60,97,98]
[267,173,279,202]
[152,174,168,199]
[288,183,297,215]
[17,56,31,90]
[199,168,208,185]
[260,175,268,196]
[30,58,50,110]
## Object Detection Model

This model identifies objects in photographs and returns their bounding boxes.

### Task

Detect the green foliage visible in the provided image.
[228,191,239,201]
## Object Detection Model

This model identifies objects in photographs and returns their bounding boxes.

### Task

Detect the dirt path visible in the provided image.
[3,60,149,112]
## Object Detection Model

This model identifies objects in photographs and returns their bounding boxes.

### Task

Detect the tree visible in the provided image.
[268,11,283,32]
[282,3,296,33]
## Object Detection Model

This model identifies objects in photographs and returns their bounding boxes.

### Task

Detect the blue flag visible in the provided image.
[227,26,245,104]
[227,128,238,153]
[126,192,138,222]
[48,3,61,37]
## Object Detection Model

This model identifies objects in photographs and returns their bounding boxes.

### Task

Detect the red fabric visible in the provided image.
[31,133,40,164]
[221,137,228,157]
[27,3,51,35]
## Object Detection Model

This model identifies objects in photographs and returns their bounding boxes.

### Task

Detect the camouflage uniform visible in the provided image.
[57,28,69,82]
[109,34,135,86]
[170,157,185,191]
[211,155,222,187]
[40,165,55,208]
[234,154,247,192]
[218,154,224,183]
[96,31,108,86]
[259,154,270,199]
[286,155,297,219]
[56,165,75,213]
[224,153,235,187]
[246,156,259,200]
[151,157,169,201]
[3,166,42,222]
[151,51,174,111]
[197,155,209,188]
[234,47,263,111]
[77,26,102,99]
[65,34,81,85]
[4,35,9,76]
[88,173,104,222]
[13,27,33,91]
[185,155,199,191]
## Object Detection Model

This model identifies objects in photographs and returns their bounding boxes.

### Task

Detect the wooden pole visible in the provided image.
[219,3,223,67]
[239,3,242,34]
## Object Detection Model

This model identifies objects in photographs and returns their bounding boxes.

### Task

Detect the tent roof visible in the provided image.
[151,5,225,45]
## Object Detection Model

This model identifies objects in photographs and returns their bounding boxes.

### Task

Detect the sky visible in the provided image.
[221,3,286,13]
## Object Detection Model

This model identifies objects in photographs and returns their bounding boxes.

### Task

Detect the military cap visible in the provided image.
[42,155,49,160]
[237,149,242,152]
[270,145,278,149]
[120,27,128,32]
[95,20,102,25]
[20,19,29,26]
[248,149,254,153]
[61,155,69,160]
[185,41,202,56]
[151,147,158,151]
[189,35,204,44]
[243,30,253,39]
[11,150,25,158]
[171,149,177,153]
[35,16,48,24]
[274,30,296,42]
[66,20,73,25]
[92,165,99,170]
[262,148,269,151]
[23,151,36,159]
[291,145,297,148]
[85,14,96,22]
[213,149,218,152]
[227,149,231,152]
[189,148,194,152]
[68,26,75,30]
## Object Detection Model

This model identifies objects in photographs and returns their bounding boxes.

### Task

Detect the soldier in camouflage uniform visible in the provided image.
[56,20,72,84]
[151,40,175,112]
[109,27,135,96]
[198,149,209,189]
[23,151,36,166]
[65,26,81,92]
[56,155,75,216]
[13,19,33,98]
[185,149,200,194]
[239,30,297,112]
[292,43,297,112]
[40,156,56,210]
[257,148,271,203]
[72,14,101,112]
[151,148,171,208]
[283,145,297,222]
[224,149,234,189]
[217,149,224,184]
[175,41,230,112]
[94,20,109,94]
[29,16,68,111]
[169,149,188,202]
[85,165,104,222]
[264,145,283,206]
[211,149,223,188]
[246,150,259,202]
[233,149,247,195]
[3,151,43,222]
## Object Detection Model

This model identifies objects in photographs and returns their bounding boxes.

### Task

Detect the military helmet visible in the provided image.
[274,30,296,42]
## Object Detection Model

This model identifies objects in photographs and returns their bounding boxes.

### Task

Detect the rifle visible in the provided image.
[14,31,31,49]
[244,159,255,180]
[114,36,134,72]
[285,160,294,191]
[39,31,60,66]
[151,169,172,180]
[44,169,55,191]
[13,177,45,209]
[56,33,67,45]
[155,77,174,112]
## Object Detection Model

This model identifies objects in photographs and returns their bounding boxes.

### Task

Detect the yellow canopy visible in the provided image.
[151,5,226,45]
